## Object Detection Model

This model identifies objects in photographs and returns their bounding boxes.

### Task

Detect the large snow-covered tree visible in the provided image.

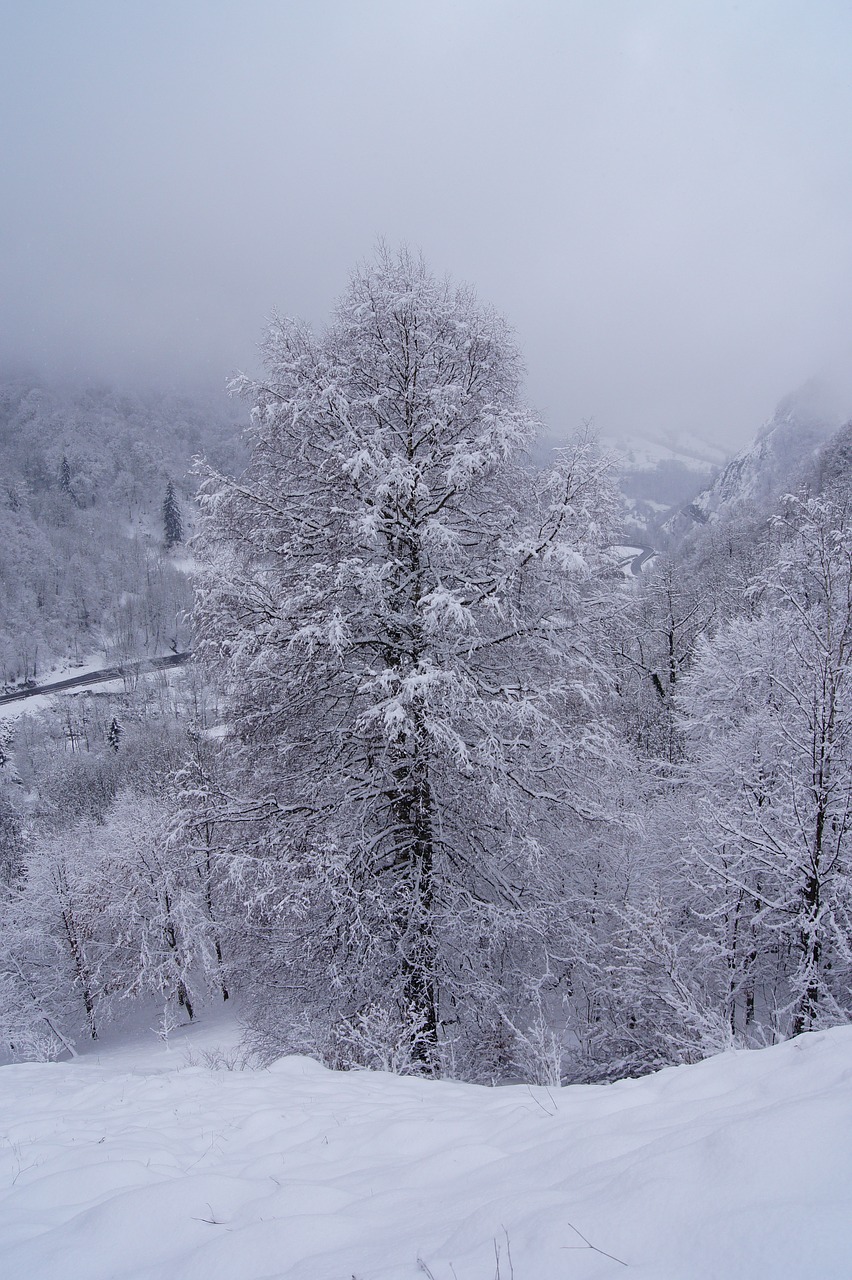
[194,248,619,1074]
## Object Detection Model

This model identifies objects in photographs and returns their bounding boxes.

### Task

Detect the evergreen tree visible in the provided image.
[106,718,123,753]
[163,480,183,549]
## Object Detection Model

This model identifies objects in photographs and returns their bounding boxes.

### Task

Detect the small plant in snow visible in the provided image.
[153,1001,181,1048]
[501,991,566,1086]
[334,1000,438,1075]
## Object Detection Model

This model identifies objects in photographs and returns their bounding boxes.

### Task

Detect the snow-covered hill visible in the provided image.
[591,427,727,542]
[1,1017,850,1279]
[600,426,729,473]
[663,379,850,537]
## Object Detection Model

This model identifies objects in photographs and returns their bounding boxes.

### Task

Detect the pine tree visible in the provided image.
[163,480,183,549]
[59,455,72,499]
[106,717,123,753]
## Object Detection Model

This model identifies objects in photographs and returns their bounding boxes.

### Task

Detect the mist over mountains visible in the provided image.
[2,364,849,690]
[607,376,852,548]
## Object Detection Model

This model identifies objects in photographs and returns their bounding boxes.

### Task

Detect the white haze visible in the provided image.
[1,0,852,444]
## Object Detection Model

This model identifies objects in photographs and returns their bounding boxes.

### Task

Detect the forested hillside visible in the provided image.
[0,376,241,684]
[2,259,852,1085]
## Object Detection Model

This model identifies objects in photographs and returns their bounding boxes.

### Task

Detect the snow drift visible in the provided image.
[1,1018,850,1278]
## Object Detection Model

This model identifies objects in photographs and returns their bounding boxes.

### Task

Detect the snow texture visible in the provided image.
[1,1016,850,1278]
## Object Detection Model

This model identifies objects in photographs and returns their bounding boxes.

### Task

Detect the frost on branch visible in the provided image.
[193,246,621,1077]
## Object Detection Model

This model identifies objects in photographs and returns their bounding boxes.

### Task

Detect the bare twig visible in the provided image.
[526,1084,556,1117]
[499,1226,515,1279]
[561,1218,628,1266]
[190,1201,225,1225]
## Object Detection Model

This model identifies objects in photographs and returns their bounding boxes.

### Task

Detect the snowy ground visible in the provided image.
[1,1018,850,1279]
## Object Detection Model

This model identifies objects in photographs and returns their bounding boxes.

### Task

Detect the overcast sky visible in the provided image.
[2,0,851,446]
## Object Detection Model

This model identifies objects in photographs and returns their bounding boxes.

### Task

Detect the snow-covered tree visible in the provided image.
[194,247,620,1075]
[0,818,110,1051]
[167,730,232,1003]
[680,495,852,1037]
[0,779,229,1059]
[162,479,183,550]
[612,556,715,764]
[106,717,123,753]
[97,790,202,1021]
[0,792,23,888]
[58,454,73,499]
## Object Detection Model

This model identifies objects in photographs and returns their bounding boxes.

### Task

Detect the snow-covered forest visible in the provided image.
[3,249,852,1087]
[4,3,852,1272]
[0,379,242,683]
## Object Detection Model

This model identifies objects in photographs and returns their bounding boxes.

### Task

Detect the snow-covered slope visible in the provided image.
[594,428,727,541]
[1,1017,850,1279]
[600,426,728,473]
[664,380,849,536]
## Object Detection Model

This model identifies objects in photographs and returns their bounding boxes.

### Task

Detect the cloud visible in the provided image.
[2,0,851,444]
